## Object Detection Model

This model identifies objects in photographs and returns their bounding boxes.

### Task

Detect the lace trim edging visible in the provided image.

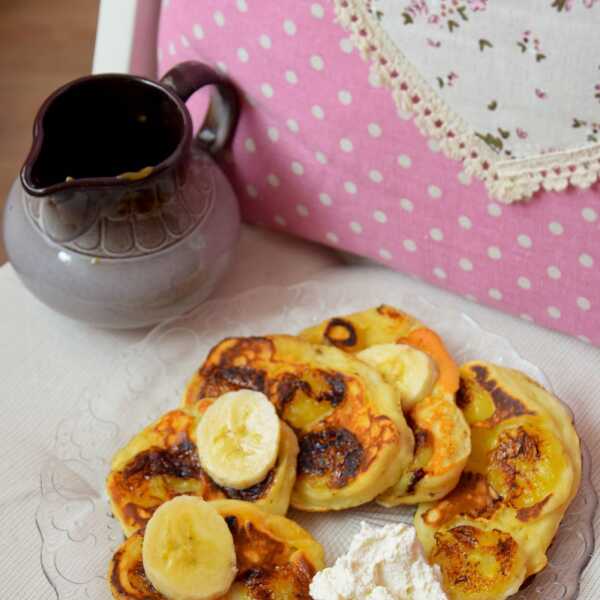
[335,0,600,203]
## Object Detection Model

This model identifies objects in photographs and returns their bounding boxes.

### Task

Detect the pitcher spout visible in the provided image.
[20,72,191,198]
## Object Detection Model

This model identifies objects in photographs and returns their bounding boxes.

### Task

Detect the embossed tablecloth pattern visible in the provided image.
[0,228,599,598]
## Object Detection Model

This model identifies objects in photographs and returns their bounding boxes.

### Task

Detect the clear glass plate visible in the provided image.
[36,275,597,599]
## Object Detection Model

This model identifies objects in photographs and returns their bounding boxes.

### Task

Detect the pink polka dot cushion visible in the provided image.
[158,0,600,346]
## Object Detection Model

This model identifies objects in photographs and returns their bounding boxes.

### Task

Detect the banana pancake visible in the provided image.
[107,400,298,536]
[182,334,414,511]
[109,499,325,600]
[415,362,581,600]
[300,306,470,505]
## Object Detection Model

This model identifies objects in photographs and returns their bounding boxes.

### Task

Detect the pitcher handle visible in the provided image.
[160,61,240,156]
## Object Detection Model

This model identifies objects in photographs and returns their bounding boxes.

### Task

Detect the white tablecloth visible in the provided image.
[1,224,599,598]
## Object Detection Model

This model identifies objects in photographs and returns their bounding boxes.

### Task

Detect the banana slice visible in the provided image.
[196,390,281,489]
[142,496,236,600]
[357,343,438,410]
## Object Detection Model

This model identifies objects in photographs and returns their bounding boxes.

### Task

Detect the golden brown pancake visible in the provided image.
[182,334,414,511]
[107,400,298,536]
[300,306,470,505]
[108,499,325,599]
[415,361,581,599]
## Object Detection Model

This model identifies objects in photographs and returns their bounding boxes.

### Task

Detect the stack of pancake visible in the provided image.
[106,305,581,600]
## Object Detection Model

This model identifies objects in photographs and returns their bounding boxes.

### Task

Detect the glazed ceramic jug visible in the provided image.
[3,62,241,328]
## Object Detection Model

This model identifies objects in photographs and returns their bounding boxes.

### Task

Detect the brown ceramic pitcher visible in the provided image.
[3,61,241,328]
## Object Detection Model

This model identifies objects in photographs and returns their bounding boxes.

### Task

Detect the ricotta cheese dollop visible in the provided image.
[309,522,448,600]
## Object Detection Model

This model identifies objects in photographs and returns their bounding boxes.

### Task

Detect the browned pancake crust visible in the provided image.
[457,364,535,427]
[107,408,280,534]
[422,472,502,528]
[109,509,319,599]
[432,526,520,596]
[183,336,402,494]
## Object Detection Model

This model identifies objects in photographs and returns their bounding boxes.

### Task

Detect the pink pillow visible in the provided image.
[158,0,600,346]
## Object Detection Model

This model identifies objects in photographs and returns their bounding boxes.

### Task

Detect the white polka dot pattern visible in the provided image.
[213,11,225,26]
[368,123,382,137]
[344,181,357,195]
[459,258,473,272]
[340,138,353,152]
[517,276,531,290]
[400,198,414,212]
[397,154,412,168]
[311,105,325,119]
[547,265,561,279]
[296,204,309,217]
[428,185,442,199]
[548,221,564,235]
[285,70,298,84]
[310,55,325,71]
[548,306,561,319]
[579,253,594,268]
[158,2,600,345]
[369,170,383,183]
[488,246,502,260]
[517,234,532,249]
[311,3,325,18]
[577,297,591,311]
[340,38,353,53]
[319,193,332,206]
[458,216,472,229]
[338,90,352,105]
[260,83,274,98]
[429,228,443,241]
[487,203,502,217]
[283,19,296,35]
[259,34,271,49]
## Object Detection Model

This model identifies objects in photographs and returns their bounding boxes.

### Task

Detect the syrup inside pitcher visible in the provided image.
[24,77,186,189]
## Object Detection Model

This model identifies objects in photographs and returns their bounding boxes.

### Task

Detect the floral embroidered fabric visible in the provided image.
[338,0,600,201]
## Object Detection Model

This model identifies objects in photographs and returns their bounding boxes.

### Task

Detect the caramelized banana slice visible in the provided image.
[460,361,580,520]
[109,500,325,600]
[183,335,414,511]
[107,402,298,536]
[459,362,581,459]
[427,522,527,600]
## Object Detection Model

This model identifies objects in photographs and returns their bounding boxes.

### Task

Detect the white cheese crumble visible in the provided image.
[309,522,448,600]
